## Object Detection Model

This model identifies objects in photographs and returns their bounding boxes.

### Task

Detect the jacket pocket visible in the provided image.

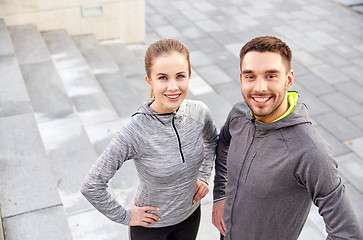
[244,151,257,183]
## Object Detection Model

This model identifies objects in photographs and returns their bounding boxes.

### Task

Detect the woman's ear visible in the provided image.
[145,76,152,89]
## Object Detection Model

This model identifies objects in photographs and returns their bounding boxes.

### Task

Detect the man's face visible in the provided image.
[240,51,294,123]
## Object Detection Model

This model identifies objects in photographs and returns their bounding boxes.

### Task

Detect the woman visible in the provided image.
[81,39,218,239]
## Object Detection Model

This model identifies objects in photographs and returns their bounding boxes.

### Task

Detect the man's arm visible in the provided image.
[213,117,231,235]
[296,138,363,239]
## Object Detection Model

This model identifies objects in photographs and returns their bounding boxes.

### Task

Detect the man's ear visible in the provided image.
[239,72,243,85]
[286,69,294,90]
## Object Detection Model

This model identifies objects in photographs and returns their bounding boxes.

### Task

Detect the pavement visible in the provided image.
[0,0,362,239]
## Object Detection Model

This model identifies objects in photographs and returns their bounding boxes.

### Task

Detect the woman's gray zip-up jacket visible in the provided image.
[81,99,218,227]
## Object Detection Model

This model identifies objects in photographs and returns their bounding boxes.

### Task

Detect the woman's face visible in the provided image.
[146,51,190,113]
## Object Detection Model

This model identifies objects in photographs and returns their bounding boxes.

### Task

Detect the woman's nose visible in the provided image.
[167,79,178,91]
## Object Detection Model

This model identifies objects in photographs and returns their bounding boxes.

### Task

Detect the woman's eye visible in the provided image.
[177,75,185,79]
[159,76,167,80]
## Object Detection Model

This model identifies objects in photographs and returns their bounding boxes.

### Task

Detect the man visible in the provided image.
[212,36,363,239]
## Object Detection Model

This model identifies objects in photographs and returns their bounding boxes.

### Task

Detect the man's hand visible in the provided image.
[128,197,160,226]
[212,199,226,236]
[193,179,209,204]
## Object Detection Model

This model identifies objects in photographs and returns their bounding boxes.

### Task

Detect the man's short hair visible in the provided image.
[240,36,292,71]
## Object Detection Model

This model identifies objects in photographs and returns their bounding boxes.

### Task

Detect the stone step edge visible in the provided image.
[0,207,5,240]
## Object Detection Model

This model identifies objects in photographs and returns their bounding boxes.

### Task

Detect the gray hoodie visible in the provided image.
[214,99,363,239]
[81,99,218,227]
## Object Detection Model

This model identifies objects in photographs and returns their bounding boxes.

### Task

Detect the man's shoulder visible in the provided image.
[229,101,250,119]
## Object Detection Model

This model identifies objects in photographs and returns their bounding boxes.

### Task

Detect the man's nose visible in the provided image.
[254,77,267,92]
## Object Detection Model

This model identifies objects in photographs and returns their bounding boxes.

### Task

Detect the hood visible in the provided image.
[132,101,181,125]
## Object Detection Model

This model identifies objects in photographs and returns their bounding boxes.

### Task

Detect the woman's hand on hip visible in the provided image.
[193,179,209,204]
[128,197,160,226]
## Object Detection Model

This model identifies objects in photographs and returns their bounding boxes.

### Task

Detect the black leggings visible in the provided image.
[129,206,201,240]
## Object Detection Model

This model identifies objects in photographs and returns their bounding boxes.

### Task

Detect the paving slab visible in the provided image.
[321,91,363,117]
[207,51,239,70]
[196,203,220,240]
[309,63,350,84]
[189,50,213,68]
[0,19,14,56]
[213,81,243,107]
[0,113,61,217]
[196,64,233,86]
[326,43,362,59]
[296,90,332,116]
[345,183,363,226]
[0,55,32,117]
[297,74,336,95]
[3,206,72,240]
[313,111,363,141]
[20,61,74,121]
[336,153,363,193]
[166,14,194,29]
[293,50,324,67]
[298,206,327,240]
[193,37,225,54]
[345,136,363,159]
[315,125,351,157]
[314,49,352,68]
[349,113,363,130]
[8,24,51,65]
[343,65,363,85]
[193,90,232,129]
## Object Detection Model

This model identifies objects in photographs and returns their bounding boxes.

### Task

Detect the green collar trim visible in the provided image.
[249,91,299,122]
[273,91,298,122]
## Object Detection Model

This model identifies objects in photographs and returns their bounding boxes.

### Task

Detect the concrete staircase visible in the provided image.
[0,18,148,240]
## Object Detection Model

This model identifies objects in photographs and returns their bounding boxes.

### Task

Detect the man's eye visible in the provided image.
[267,75,277,79]
[159,76,167,80]
[245,75,254,80]
[177,75,185,79]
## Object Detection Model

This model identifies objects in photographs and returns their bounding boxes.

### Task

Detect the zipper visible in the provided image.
[172,115,185,163]
[230,120,256,238]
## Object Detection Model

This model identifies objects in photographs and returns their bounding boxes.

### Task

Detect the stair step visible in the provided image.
[8,24,51,65]
[72,34,146,117]
[0,19,32,118]
[8,25,74,122]
[41,30,118,125]
[72,34,119,75]
[0,114,63,218]
[37,116,100,216]
[102,40,144,78]
[96,72,144,117]
[0,19,14,56]
[0,55,33,117]
[3,205,72,240]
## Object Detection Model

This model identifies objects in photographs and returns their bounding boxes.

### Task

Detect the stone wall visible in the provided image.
[0,0,145,43]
